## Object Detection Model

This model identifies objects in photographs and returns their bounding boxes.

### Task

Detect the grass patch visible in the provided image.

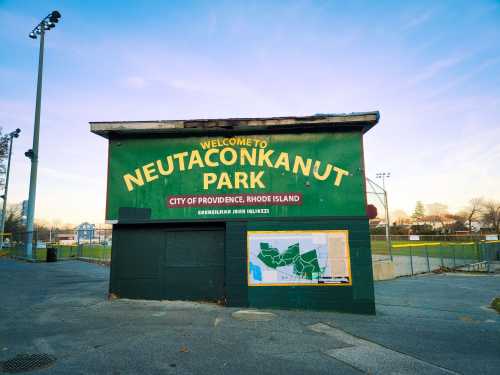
[81,245,111,260]
[371,240,479,260]
[491,297,500,313]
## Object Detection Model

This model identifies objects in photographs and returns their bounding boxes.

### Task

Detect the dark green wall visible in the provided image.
[110,217,375,314]
[106,127,375,314]
[224,218,374,314]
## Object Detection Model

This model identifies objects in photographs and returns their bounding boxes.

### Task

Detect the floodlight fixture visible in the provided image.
[28,10,61,39]
[376,171,390,179]
[12,128,21,138]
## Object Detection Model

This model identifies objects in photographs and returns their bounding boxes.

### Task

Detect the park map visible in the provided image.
[248,231,351,286]
[257,242,321,280]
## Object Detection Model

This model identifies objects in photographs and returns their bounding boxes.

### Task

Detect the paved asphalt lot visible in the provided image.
[0,258,499,374]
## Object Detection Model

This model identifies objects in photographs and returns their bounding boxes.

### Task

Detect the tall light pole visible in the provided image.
[25,10,61,258]
[0,128,21,248]
[376,172,391,259]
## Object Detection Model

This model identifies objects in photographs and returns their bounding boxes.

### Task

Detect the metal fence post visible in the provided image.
[463,244,467,266]
[409,246,414,275]
[452,246,456,269]
[77,229,81,258]
[425,245,430,272]
[440,244,444,268]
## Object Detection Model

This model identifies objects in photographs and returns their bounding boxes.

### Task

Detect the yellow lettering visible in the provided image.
[220,147,237,166]
[203,173,217,189]
[173,152,188,171]
[200,140,211,150]
[204,148,219,167]
[234,172,249,188]
[217,172,233,189]
[240,148,257,166]
[142,162,158,183]
[157,156,174,176]
[274,152,290,171]
[188,150,204,169]
[333,166,349,186]
[313,161,332,181]
[236,137,246,146]
[123,168,144,192]
[292,155,312,176]
[258,149,275,168]
[250,171,265,188]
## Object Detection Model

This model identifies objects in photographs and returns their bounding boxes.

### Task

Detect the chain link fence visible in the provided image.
[371,234,500,276]
[5,229,112,262]
[4,229,499,277]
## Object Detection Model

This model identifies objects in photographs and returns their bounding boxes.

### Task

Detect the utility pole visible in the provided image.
[25,11,61,259]
[0,129,21,247]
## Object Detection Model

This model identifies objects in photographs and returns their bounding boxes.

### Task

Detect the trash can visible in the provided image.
[46,247,57,262]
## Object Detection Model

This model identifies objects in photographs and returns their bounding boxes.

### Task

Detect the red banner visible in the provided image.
[167,193,302,208]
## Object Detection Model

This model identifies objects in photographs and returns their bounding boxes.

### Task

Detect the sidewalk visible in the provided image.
[0,258,499,374]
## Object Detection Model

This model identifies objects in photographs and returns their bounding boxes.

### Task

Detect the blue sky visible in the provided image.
[1,0,499,224]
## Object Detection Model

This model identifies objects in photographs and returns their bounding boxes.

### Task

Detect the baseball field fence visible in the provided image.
[371,234,500,276]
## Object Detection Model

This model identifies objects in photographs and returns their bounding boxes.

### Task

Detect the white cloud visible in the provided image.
[402,10,434,31]
[408,56,464,86]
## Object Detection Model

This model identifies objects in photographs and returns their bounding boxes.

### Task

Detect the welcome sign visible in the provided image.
[106,132,366,221]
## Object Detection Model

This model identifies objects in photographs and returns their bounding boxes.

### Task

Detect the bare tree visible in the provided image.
[4,204,25,235]
[0,128,10,191]
[460,198,483,233]
[424,203,450,232]
[391,209,410,225]
[481,200,500,233]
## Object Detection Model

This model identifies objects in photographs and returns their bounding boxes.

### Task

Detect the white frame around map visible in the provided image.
[247,230,352,287]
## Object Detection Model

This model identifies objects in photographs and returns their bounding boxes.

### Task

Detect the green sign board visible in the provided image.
[106,132,365,221]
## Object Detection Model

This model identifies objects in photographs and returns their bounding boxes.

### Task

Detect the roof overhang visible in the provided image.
[90,111,380,139]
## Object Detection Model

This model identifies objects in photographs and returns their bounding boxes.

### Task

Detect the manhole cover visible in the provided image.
[1,353,56,373]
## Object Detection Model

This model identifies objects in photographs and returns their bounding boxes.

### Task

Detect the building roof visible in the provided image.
[90,112,379,139]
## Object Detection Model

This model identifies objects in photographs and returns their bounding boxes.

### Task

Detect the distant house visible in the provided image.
[464,221,481,232]
[75,222,96,243]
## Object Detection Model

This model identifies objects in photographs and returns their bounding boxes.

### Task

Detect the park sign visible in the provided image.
[92,113,379,314]
[104,132,366,221]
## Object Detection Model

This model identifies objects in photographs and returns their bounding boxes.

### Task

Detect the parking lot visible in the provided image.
[0,258,499,374]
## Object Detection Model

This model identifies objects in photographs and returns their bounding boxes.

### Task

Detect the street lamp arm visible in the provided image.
[366,177,386,193]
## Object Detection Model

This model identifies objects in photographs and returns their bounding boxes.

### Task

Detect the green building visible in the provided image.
[90,112,379,314]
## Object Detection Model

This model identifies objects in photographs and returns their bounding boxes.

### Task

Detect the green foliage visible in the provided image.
[412,201,425,221]
[491,297,500,313]
[390,225,410,235]
[410,224,434,235]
